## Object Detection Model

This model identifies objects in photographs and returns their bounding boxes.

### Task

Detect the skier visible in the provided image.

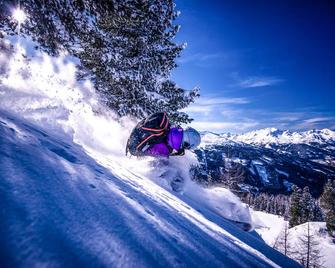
[126,112,201,191]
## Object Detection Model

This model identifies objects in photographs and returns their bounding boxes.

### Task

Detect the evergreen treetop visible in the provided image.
[320,180,335,236]
[289,185,303,227]
[1,0,199,123]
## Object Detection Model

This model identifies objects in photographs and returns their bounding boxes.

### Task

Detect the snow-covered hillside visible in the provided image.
[0,109,301,267]
[289,222,335,268]
[252,211,287,246]
[253,212,335,268]
[0,38,301,267]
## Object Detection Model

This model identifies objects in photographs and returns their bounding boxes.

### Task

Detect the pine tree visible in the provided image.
[262,194,269,211]
[247,193,254,207]
[283,201,290,220]
[300,187,314,223]
[1,0,199,123]
[289,185,303,227]
[296,222,324,268]
[240,192,291,219]
[1,0,101,53]
[252,194,260,210]
[313,200,324,222]
[320,180,335,237]
[78,1,199,122]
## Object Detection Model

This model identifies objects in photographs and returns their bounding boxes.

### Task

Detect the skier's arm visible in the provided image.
[145,143,170,157]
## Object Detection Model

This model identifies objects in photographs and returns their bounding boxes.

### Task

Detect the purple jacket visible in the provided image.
[145,127,183,157]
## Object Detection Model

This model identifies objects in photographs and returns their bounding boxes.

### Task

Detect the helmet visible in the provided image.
[182,127,201,149]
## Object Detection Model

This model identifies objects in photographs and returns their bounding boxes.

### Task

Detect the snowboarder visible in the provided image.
[126,112,201,191]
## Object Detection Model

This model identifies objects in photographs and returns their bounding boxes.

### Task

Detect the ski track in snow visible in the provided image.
[0,110,301,267]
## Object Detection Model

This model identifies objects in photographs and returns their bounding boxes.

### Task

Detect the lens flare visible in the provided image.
[13,8,26,24]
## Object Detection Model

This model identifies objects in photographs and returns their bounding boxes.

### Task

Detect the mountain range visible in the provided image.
[193,128,335,196]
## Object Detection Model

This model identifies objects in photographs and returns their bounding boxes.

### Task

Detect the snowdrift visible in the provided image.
[0,37,300,267]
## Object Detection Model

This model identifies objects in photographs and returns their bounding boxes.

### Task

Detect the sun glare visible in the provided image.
[13,8,26,24]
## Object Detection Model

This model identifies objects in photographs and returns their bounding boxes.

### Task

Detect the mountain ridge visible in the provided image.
[194,128,335,197]
[201,127,335,146]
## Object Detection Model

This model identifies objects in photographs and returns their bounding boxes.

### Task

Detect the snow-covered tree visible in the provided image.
[1,0,100,53]
[290,186,322,227]
[300,187,315,223]
[77,2,199,122]
[241,192,290,218]
[289,185,303,227]
[0,0,199,123]
[320,180,335,237]
[312,200,324,222]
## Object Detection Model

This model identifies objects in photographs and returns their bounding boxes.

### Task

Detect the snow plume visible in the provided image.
[0,36,252,227]
[0,36,196,182]
[0,37,134,159]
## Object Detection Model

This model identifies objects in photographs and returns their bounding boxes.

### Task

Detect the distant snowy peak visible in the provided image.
[201,128,335,146]
[237,128,335,145]
[200,131,233,145]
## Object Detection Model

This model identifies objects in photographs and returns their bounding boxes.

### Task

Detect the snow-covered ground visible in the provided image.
[253,211,335,268]
[289,222,335,268]
[252,211,287,246]
[0,38,301,267]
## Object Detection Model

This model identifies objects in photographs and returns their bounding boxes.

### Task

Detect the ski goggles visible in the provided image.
[183,141,191,150]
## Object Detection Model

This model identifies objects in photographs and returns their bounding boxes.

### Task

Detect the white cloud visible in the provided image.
[177,52,223,64]
[182,105,212,114]
[184,95,334,133]
[294,116,335,130]
[196,96,250,105]
[273,112,304,122]
[303,117,334,124]
[182,96,250,115]
[239,76,283,88]
[190,120,259,133]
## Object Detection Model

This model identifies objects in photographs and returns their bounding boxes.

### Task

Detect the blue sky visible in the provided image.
[172,0,335,133]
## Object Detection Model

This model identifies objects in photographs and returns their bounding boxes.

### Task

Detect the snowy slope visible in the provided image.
[253,214,335,268]
[0,110,302,267]
[289,222,335,268]
[0,38,300,267]
[252,211,287,246]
